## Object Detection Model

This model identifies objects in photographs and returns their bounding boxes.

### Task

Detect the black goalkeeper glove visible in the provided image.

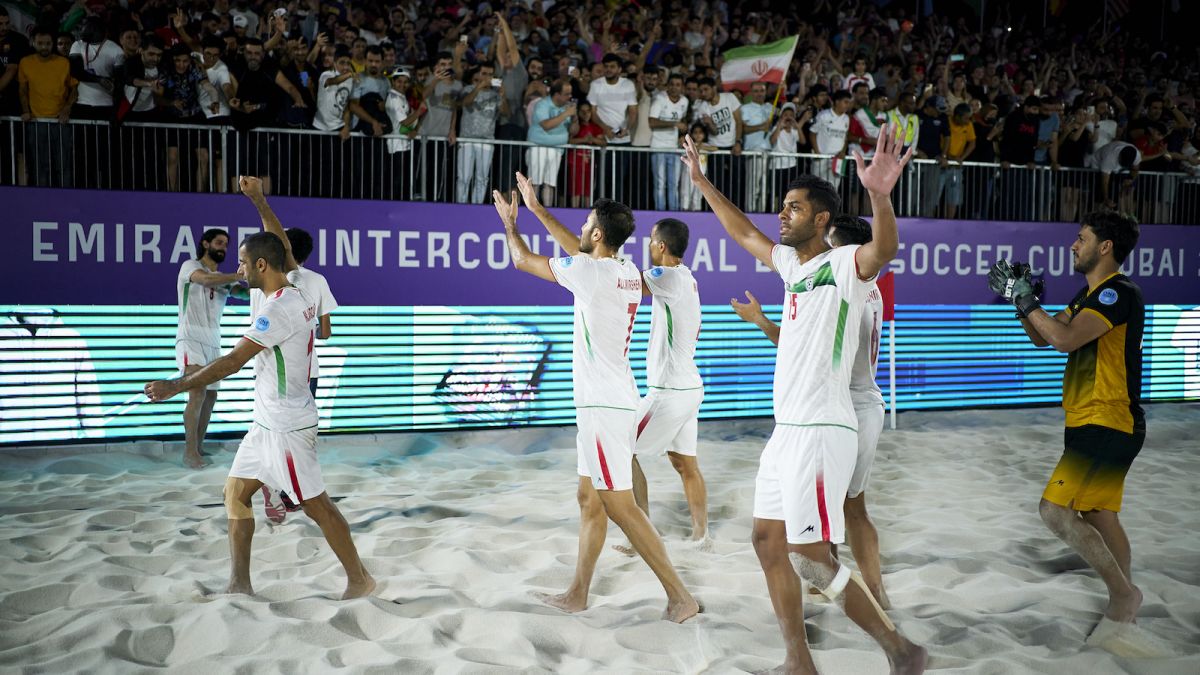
[988,260,1043,318]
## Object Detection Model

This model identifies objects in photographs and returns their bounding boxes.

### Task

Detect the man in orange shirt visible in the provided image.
[18,28,76,187]
[935,102,976,219]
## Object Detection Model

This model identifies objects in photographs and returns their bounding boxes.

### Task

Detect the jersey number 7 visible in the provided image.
[624,302,638,357]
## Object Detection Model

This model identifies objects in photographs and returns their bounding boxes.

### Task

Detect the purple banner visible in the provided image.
[6,187,1200,306]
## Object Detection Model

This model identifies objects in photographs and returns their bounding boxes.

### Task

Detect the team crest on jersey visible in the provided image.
[254,316,270,331]
[805,276,815,291]
[1098,288,1118,305]
[649,267,664,278]
[556,257,573,268]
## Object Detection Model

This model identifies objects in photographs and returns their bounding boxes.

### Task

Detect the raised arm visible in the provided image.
[681,134,776,268]
[851,123,912,280]
[515,171,580,255]
[492,189,556,282]
[730,290,780,345]
[239,175,299,272]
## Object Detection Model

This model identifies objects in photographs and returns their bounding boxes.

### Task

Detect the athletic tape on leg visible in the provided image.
[224,477,253,520]
[822,564,853,601]
[788,552,848,598]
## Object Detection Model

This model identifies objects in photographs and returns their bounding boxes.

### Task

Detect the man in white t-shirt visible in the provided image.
[693,76,744,205]
[68,18,124,118]
[196,37,235,121]
[739,81,774,211]
[175,228,244,469]
[809,90,852,189]
[1089,141,1141,211]
[588,54,638,203]
[491,172,699,623]
[631,218,709,543]
[731,215,892,610]
[648,74,689,210]
[682,127,925,672]
[146,177,375,602]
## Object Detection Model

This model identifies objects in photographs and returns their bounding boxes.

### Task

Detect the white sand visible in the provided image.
[1,405,1198,674]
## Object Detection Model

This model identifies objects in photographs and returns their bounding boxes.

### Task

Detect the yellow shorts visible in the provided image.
[1042,424,1145,512]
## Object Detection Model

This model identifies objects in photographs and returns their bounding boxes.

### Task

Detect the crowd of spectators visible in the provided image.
[0,0,1197,220]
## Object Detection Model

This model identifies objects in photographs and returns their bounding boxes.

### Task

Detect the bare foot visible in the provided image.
[752,660,817,675]
[663,594,700,623]
[342,574,377,600]
[184,453,208,469]
[889,644,927,675]
[612,541,637,556]
[534,590,588,613]
[224,581,254,595]
[1104,583,1142,623]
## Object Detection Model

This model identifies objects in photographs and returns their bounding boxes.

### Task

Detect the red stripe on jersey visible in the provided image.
[285,450,305,503]
[274,289,284,298]
[596,438,615,491]
[815,472,830,542]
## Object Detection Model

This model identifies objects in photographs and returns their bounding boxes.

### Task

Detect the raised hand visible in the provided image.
[239,175,264,197]
[853,121,914,196]
[492,189,519,228]
[680,134,705,185]
[987,259,1015,296]
[514,171,541,210]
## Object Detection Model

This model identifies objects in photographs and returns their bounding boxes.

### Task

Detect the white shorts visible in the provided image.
[229,424,324,503]
[848,405,885,498]
[525,146,563,187]
[575,407,635,491]
[176,340,221,391]
[753,424,858,545]
[634,388,704,457]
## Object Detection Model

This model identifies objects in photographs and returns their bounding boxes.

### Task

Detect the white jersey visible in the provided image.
[176,259,232,348]
[811,109,849,155]
[771,244,874,429]
[550,255,642,411]
[198,59,233,118]
[851,282,884,410]
[69,39,125,107]
[643,265,703,391]
[243,286,319,432]
[249,269,337,379]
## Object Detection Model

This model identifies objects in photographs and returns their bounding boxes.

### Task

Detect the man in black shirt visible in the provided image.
[915,96,946,218]
[998,96,1041,220]
[229,38,307,194]
[0,6,30,185]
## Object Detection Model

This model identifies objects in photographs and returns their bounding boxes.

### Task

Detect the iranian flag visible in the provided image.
[720,36,798,92]
[0,2,38,38]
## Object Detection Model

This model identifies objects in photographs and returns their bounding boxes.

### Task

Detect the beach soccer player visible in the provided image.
[492,173,699,623]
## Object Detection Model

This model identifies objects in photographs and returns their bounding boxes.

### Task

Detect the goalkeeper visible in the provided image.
[988,211,1153,655]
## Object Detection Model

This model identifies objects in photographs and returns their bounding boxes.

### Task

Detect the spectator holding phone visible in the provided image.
[456,64,508,203]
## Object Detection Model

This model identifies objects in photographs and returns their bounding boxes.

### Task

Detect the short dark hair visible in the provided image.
[953,102,972,116]
[142,34,165,51]
[653,218,690,257]
[830,215,872,246]
[832,90,852,103]
[602,53,622,65]
[1024,95,1042,108]
[201,35,223,51]
[366,45,383,57]
[242,232,287,271]
[286,228,314,264]
[868,87,888,103]
[668,73,684,84]
[643,65,659,76]
[334,45,350,60]
[697,76,716,88]
[592,198,635,249]
[1082,210,1139,264]
[32,27,54,41]
[197,228,229,259]
[243,37,265,49]
[1118,145,1139,169]
[851,82,869,94]
[785,175,841,220]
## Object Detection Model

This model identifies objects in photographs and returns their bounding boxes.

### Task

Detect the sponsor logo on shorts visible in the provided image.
[1099,288,1118,305]
[254,316,270,331]
[802,524,815,533]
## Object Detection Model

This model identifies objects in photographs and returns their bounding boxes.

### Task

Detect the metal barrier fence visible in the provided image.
[2,117,1196,224]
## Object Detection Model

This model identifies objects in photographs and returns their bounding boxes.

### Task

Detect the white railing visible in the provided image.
[2,117,1196,224]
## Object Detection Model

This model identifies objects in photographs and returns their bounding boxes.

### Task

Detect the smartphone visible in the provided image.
[950,54,964,63]
[459,35,468,44]
[491,77,502,88]
[1086,105,1095,115]
[568,65,578,76]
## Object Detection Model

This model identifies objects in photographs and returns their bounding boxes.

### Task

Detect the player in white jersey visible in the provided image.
[249,227,338,523]
[630,218,709,543]
[492,172,699,623]
[146,177,374,601]
[683,127,925,673]
[175,228,244,469]
[731,215,891,609]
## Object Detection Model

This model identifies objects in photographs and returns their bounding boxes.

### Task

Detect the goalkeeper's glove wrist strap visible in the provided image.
[1015,295,1041,317]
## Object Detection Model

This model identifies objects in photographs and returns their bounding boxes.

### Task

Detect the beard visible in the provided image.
[1072,252,1094,273]
[578,237,594,254]
[209,248,226,263]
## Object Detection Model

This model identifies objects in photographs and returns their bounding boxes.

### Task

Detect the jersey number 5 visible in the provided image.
[624,303,638,357]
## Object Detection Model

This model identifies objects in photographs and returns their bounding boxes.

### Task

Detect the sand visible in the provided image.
[1,405,1198,674]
